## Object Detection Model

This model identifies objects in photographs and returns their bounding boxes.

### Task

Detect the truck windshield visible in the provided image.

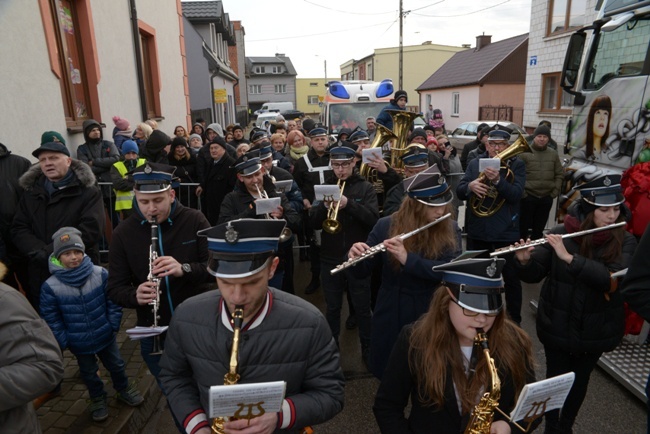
[329,103,386,134]
[584,17,650,89]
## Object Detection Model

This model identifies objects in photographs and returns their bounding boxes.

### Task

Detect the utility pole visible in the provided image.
[399,0,403,90]
[324,59,327,84]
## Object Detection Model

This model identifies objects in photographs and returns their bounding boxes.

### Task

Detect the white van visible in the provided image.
[254,102,293,116]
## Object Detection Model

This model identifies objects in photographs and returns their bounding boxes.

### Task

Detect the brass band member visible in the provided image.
[310,141,379,365]
[159,219,344,434]
[349,165,461,379]
[457,127,526,324]
[513,175,636,433]
[383,144,431,216]
[374,256,535,434]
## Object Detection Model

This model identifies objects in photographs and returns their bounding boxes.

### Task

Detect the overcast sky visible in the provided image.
[220,0,533,78]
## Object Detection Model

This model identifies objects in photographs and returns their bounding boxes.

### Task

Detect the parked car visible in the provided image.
[449,121,526,150]
[280,109,304,120]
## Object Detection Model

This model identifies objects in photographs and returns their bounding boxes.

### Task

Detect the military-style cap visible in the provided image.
[32,141,70,158]
[400,144,429,168]
[488,125,512,142]
[258,144,274,161]
[349,130,370,143]
[403,164,452,206]
[250,130,268,143]
[198,219,287,278]
[576,174,624,207]
[132,162,176,193]
[234,152,262,176]
[433,256,506,315]
[328,141,357,161]
[309,127,328,138]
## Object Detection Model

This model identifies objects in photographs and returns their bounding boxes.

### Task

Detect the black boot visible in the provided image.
[304,276,320,294]
[345,314,357,329]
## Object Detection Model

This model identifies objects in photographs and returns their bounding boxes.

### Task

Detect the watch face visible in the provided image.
[182,263,191,273]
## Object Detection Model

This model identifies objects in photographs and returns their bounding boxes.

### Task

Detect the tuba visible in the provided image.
[386,110,422,172]
[360,123,397,194]
[323,179,346,234]
[464,329,501,434]
[469,133,531,217]
[212,307,245,433]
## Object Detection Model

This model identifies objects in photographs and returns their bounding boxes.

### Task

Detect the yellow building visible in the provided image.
[296,78,327,118]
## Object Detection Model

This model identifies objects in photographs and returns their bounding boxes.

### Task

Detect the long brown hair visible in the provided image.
[409,288,534,414]
[586,95,612,157]
[388,198,457,268]
[579,206,625,263]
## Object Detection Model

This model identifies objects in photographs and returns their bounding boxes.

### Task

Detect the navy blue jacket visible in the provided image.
[376,103,404,131]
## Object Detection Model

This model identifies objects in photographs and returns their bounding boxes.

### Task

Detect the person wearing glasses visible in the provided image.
[310,142,379,366]
[457,126,526,324]
[374,255,535,434]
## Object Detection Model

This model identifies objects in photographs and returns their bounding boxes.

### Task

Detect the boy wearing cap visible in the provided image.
[110,140,146,219]
[40,227,143,422]
[457,125,526,324]
[159,219,345,434]
[310,142,379,363]
[376,90,408,130]
[106,163,213,399]
[12,141,104,310]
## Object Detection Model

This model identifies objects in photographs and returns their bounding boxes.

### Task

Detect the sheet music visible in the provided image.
[209,381,286,418]
[479,158,500,172]
[509,372,575,422]
[361,148,383,164]
[314,184,342,201]
[126,326,168,340]
[273,180,292,194]
[255,197,281,215]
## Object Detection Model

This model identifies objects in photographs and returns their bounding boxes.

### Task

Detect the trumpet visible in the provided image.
[331,213,451,274]
[254,183,293,243]
[489,221,626,257]
[148,218,163,355]
[323,179,346,234]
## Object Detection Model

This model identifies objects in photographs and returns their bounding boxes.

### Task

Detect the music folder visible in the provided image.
[314,184,342,202]
[209,381,286,418]
[509,372,575,423]
[273,179,292,194]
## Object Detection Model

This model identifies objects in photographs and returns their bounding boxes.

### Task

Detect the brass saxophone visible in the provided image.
[464,328,501,434]
[212,306,245,434]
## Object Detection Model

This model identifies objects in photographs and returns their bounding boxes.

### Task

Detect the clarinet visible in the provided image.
[148,217,163,355]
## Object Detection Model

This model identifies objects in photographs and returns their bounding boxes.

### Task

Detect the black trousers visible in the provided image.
[543,346,602,433]
[520,195,553,240]
[466,238,522,324]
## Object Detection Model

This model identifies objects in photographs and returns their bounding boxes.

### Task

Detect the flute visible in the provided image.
[489,221,626,257]
[331,213,451,275]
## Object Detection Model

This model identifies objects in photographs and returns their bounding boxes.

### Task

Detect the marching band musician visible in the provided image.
[348,165,461,379]
[159,219,345,434]
[106,163,213,429]
[383,144,431,216]
[513,175,636,434]
[218,151,300,292]
[457,127,526,324]
[310,141,379,365]
[373,256,535,434]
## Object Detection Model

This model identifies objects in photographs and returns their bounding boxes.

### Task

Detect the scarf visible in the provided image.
[290,145,309,161]
[44,169,75,196]
[563,214,613,247]
[50,255,94,287]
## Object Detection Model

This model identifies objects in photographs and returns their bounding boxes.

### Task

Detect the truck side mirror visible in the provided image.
[561,32,587,105]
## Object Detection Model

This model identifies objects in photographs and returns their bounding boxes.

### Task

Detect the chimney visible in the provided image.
[422,41,432,45]
[275,53,285,57]
[475,34,492,51]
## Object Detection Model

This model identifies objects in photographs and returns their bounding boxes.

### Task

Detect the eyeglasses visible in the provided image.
[452,299,498,317]
[331,161,352,169]
[486,142,508,148]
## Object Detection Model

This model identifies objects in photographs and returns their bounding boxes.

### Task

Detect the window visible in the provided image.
[310,82,318,87]
[272,66,283,73]
[249,84,262,94]
[541,72,573,112]
[451,93,460,116]
[138,21,162,119]
[274,84,286,94]
[308,95,319,105]
[547,0,587,35]
[44,0,100,128]
[255,66,265,74]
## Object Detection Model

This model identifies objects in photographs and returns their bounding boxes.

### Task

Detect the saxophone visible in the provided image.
[212,306,245,434]
[464,328,501,434]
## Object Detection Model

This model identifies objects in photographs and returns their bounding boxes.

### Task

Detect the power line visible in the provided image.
[302,0,396,15]
[246,20,396,42]
[411,0,511,17]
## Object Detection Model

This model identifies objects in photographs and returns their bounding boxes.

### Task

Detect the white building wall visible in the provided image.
[523,0,599,148]
[424,87,480,131]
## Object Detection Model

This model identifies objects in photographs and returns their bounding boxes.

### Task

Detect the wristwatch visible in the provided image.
[182,263,192,274]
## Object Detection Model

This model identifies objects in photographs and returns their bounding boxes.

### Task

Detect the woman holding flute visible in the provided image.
[513,174,636,433]
[348,162,461,379]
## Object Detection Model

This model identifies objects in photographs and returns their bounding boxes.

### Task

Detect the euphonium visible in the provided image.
[148,218,162,355]
[360,123,397,176]
[255,182,292,242]
[464,328,501,434]
[211,306,245,434]
[386,110,422,172]
[469,133,531,217]
[323,179,346,234]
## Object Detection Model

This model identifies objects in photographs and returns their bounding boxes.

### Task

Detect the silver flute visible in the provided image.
[331,213,452,275]
[148,218,163,355]
[490,221,626,257]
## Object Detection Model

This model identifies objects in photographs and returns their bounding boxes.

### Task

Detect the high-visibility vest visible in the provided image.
[113,159,146,211]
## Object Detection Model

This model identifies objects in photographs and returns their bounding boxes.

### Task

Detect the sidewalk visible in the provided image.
[39,309,161,434]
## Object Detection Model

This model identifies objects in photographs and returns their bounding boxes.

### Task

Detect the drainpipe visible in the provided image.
[129,0,147,121]
[210,68,221,124]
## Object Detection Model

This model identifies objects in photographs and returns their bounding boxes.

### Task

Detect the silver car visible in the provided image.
[449,121,525,150]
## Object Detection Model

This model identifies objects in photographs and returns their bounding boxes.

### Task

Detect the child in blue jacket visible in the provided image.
[40,227,143,422]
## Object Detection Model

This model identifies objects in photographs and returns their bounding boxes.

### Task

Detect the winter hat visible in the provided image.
[112,116,130,131]
[32,141,70,158]
[302,118,316,133]
[121,140,139,155]
[409,129,428,143]
[189,133,203,145]
[40,131,66,146]
[52,227,85,259]
[206,123,224,137]
[393,90,408,103]
[171,136,189,152]
[146,130,171,153]
[533,124,551,139]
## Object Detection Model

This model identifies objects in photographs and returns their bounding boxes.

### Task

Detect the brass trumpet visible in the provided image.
[323,179,346,234]
[255,183,293,242]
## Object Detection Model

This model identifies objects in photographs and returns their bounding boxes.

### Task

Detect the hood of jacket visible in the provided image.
[82,119,103,143]
[0,142,9,158]
[19,159,96,190]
